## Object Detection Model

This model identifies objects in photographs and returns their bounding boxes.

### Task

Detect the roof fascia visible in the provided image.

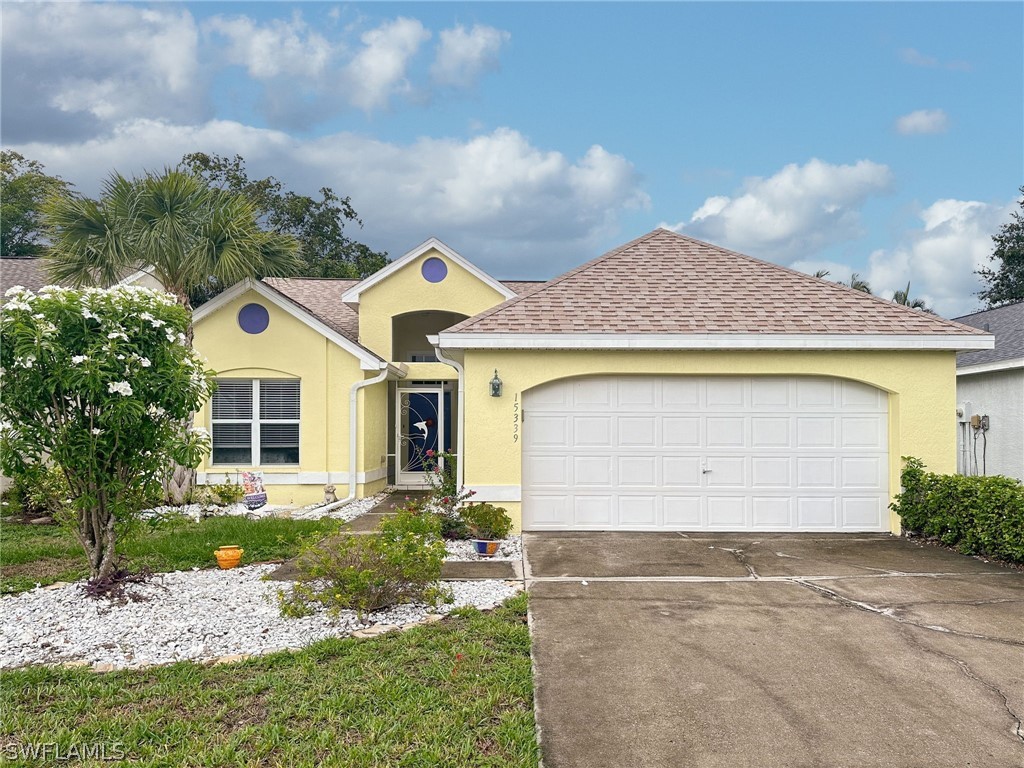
[435,332,996,352]
[956,357,1024,376]
[340,238,516,306]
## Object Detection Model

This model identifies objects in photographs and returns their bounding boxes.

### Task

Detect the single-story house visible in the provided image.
[192,228,992,533]
[952,301,1023,481]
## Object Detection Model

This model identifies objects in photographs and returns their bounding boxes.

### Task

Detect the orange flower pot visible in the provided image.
[215,545,244,569]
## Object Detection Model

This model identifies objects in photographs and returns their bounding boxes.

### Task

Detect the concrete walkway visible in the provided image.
[525,532,1024,768]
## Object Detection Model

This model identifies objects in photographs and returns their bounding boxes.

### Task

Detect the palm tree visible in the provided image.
[844,272,872,293]
[45,168,302,501]
[811,269,831,279]
[891,281,931,311]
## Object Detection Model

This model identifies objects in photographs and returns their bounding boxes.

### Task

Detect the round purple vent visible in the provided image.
[238,303,270,334]
[421,257,448,283]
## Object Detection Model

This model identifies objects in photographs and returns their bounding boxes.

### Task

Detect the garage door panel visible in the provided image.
[573,416,612,446]
[706,417,745,447]
[663,456,701,487]
[619,496,658,526]
[618,416,657,446]
[522,376,888,532]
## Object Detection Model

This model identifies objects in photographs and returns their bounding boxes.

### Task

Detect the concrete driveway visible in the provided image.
[525,533,1024,768]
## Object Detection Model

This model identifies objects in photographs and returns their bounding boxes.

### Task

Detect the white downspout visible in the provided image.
[430,336,465,490]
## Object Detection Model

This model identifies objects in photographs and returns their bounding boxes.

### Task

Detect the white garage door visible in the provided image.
[522,376,889,532]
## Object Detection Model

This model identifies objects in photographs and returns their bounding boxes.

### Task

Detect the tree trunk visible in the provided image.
[163,292,198,504]
[79,494,118,581]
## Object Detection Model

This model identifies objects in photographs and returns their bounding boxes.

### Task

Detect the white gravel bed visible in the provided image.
[0,565,522,671]
[445,535,522,561]
[139,490,390,524]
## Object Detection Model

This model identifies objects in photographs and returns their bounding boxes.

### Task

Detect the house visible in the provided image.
[0,257,163,295]
[952,301,1024,481]
[192,228,992,533]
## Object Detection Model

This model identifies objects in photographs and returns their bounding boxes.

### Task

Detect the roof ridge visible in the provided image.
[657,229,987,335]
[954,300,1024,320]
[449,229,665,333]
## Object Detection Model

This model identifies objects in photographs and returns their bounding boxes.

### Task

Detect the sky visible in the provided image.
[2,1,1021,318]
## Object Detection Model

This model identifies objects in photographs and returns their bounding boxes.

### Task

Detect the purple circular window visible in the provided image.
[421,257,448,283]
[238,303,270,334]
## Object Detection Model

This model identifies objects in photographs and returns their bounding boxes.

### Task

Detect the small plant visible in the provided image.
[460,502,513,541]
[82,562,154,603]
[1,465,71,519]
[209,481,244,505]
[421,449,476,539]
[278,504,450,619]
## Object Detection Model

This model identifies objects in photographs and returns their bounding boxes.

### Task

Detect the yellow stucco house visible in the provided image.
[192,229,991,534]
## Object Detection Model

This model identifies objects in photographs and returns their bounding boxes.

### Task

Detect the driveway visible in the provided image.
[525,532,1024,768]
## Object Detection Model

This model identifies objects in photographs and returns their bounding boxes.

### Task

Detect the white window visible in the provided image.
[211,380,300,465]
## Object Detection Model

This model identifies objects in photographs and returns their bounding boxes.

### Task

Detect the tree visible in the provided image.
[181,153,389,300]
[977,187,1024,308]
[811,269,831,279]
[44,168,302,503]
[0,285,212,580]
[44,168,302,321]
[0,151,71,259]
[844,272,872,293]
[891,281,931,312]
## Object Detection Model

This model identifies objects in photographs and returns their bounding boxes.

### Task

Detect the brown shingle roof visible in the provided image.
[0,258,49,295]
[447,229,987,337]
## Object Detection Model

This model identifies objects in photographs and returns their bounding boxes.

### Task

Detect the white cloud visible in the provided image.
[10,119,648,276]
[895,109,949,136]
[866,199,1015,317]
[1,2,204,141]
[662,158,894,261]
[345,18,431,112]
[431,24,511,88]
[205,13,335,79]
[899,47,972,72]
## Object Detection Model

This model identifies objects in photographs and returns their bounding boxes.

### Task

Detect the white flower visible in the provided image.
[107,381,133,397]
[190,427,209,437]
[138,357,151,368]
[91,428,103,435]
[82,308,97,320]
[4,300,31,312]
[4,285,27,297]
[165,331,176,343]
[147,404,166,418]
[107,331,128,341]
[15,355,36,369]
[71,355,88,365]
[149,318,166,328]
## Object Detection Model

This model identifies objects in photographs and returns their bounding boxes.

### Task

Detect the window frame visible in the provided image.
[210,379,301,467]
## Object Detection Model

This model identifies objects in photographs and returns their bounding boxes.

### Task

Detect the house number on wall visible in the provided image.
[513,393,519,442]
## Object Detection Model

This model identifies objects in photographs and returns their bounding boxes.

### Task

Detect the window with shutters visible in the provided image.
[211,379,300,465]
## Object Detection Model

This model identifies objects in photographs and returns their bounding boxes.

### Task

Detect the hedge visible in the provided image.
[891,457,1024,563]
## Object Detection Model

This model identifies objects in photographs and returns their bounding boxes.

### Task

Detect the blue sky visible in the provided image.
[3,2,1021,316]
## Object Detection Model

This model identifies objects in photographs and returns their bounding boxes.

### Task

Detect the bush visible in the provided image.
[1,465,70,519]
[460,502,513,541]
[891,457,1024,563]
[278,505,450,619]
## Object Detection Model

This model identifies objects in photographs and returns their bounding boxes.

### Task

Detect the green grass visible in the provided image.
[0,594,539,768]
[0,516,339,594]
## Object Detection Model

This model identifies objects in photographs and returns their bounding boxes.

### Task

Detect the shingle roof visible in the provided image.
[953,302,1024,367]
[0,258,49,295]
[447,229,988,337]
[260,277,545,344]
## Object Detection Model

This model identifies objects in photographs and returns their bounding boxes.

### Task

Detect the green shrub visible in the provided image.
[278,505,450,619]
[1,466,71,519]
[460,502,513,541]
[891,457,1024,563]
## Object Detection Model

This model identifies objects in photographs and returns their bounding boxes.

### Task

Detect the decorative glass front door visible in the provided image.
[396,388,446,485]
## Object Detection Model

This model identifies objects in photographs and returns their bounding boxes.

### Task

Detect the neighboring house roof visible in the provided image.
[440,229,991,351]
[953,301,1024,372]
[341,238,517,306]
[0,258,49,294]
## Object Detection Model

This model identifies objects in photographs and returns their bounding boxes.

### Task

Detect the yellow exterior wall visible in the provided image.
[193,288,377,506]
[356,247,508,360]
[460,349,958,533]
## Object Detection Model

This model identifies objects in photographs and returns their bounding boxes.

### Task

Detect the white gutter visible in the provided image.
[956,357,1024,376]
[319,362,406,511]
[429,334,465,490]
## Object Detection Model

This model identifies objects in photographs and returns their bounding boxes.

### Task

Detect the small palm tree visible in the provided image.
[812,269,831,279]
[845,272,872,293]
[44,169,302,502]
[891,281,931,311]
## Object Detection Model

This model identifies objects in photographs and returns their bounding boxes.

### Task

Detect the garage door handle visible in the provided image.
[702,468,712,474]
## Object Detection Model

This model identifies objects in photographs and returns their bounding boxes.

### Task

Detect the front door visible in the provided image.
[396,388,446,485]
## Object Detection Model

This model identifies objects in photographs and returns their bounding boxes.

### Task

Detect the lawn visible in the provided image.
[0,515,339,594]
[0,594,539,768]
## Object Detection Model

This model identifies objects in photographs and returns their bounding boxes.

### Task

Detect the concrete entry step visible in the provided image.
[442,560,519,580]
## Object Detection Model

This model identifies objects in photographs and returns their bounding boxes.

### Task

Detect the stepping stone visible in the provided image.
[441,560,519,580]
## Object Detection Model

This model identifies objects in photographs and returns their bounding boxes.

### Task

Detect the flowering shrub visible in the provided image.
[422,449,476,539]
[0,284,213,580]
[278,504,450,619]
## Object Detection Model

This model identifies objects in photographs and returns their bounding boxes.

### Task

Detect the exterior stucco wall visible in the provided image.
[459,349,959,533]
[956,368,1024,481]
[356,248,507,361]
[193,288,374,505]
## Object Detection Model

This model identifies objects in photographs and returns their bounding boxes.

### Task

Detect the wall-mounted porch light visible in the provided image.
[490,369,503,397]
